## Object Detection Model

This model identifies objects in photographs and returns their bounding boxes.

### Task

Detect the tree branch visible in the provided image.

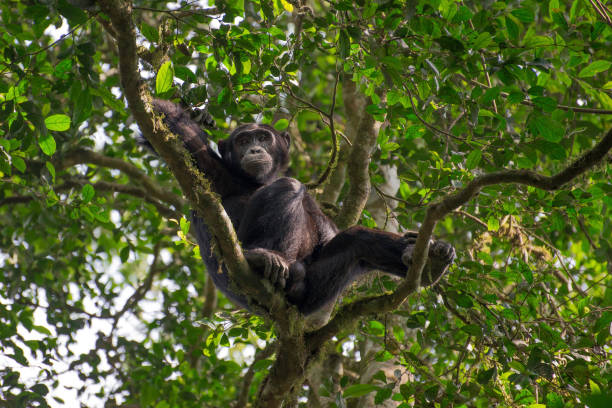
[335,94,381,229]
[97,0,281,314]
[308,126,612,350]
[319,76,366,204]
[457,74,612,115]
[1,177,180,219]
[57,148,187,210]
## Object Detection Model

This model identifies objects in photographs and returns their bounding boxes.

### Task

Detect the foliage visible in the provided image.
[1,0,611,407]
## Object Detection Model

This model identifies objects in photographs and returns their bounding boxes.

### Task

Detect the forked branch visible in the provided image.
[308,127,612,349]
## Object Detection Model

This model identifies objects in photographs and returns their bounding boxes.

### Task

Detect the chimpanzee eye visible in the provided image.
[258,133,271,143]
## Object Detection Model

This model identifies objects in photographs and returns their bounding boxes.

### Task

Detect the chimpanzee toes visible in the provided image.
[402,240,456,287]
[422,241,456,286]
[401,245,414,267]
[429,240,456,263]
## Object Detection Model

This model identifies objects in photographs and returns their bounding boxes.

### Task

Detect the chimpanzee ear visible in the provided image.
[280,131,291,148]
[217,139,231,161]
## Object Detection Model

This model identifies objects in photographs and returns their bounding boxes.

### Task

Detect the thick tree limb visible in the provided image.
[335,96,380,229]
[97,0,281,313]
[319,77,366,204]
[308,127,612,350]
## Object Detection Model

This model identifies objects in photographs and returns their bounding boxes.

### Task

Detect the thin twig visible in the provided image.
[405,81,474,143]
[457,74,612,114]
[307,69,342,188]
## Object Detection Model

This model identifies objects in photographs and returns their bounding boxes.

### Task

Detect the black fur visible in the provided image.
[151,99,456,317]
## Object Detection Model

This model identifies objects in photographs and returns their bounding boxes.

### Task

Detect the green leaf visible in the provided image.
[520,262,534,284]
[363,3,377,19]
[456,293,474,308]
[338,29,350,59]
[578,60,612,78]
[31,383,49,396]
[508,91,524,103]
[530,114,564,142]
[535,140,566,160]
[39,134,56,156]
[477,367,496,384]
[274,118,289,131]
[57,0,87,25]
[435,36,465,53]
[481,87,501,104]
[46,162,56,183]
[546,392,564,408]
[466,150,482,170]
[12,156,26,173]
[81,184,95,203]
[285,63,298,73]
[487,217,500,232]
[156,61,174,94]
[375,388,392,404]
[141,23,159,43]
[180,217,190,235]
[461,324,482,336]
[506,16,519,41]
[343,384,378,398]
[252,358,273,371]
[532,97,557,112]
[511,8,534,23]
[44,114,71,131]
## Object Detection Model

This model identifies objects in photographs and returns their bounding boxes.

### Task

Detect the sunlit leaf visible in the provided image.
[44,114,71,131]
[156,61,174,94]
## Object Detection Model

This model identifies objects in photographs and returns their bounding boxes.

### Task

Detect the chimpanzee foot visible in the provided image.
[401,236,456,286]
[244,248,289,288]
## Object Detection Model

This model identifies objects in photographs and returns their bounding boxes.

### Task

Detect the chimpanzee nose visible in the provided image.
[249,146,264,154]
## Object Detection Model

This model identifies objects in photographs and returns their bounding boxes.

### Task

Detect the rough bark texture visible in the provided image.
[335,97,379,229]
[97,0,283,315]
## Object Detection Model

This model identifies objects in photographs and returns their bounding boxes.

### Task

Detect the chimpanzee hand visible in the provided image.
[401,232,456,286]
[244,248,290,288]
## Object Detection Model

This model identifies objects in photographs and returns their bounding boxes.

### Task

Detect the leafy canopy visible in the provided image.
[0,0,611,407]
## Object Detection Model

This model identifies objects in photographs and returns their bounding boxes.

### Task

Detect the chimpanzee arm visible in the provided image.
[152,99,242,197]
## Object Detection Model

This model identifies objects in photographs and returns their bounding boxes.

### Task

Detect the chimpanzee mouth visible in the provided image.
[242,156,273,176]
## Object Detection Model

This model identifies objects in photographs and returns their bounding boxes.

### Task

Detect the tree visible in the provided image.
[1,0,611,406]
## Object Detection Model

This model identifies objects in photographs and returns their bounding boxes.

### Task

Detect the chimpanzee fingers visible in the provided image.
[402,231,418,245]
[429,240,456,263]
[403,231,418,239]
[269,264,279,284]
[272,258,289,288]
[277,263,288,288]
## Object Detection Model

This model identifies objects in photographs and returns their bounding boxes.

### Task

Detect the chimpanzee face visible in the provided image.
[234,129,275,180]
[219,124,290,184]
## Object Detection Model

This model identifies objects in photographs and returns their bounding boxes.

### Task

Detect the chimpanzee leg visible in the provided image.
[294,227,455,315]
[293,226,407,314]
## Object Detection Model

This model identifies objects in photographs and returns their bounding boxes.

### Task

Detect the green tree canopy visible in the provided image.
[1,0,611,407]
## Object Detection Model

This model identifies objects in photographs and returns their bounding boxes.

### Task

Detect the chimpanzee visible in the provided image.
[151,99,456,326]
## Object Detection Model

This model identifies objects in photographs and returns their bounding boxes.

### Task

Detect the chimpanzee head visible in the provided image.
[218,124,290,184]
